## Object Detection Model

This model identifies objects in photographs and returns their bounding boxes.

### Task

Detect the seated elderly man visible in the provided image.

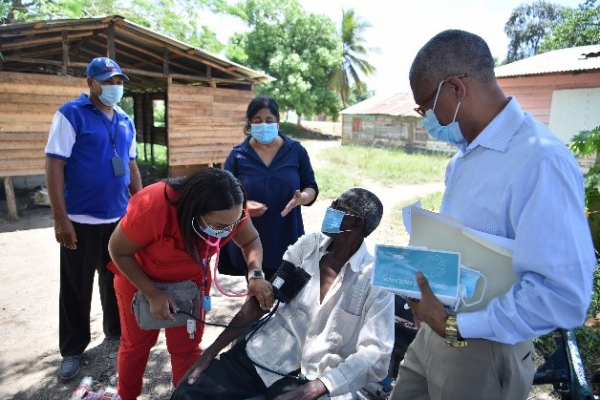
[171,188,394,400]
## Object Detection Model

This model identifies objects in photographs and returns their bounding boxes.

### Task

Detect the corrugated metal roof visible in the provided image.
[340,92,420,117]
[495,44,600,78]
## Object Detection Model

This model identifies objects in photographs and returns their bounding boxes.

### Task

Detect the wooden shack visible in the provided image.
[340,92,454,153]
[0,15,272,219]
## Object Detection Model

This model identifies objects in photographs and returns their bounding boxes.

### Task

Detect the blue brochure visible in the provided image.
[372,245,461,307]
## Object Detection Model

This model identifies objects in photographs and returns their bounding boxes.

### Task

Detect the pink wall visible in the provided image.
[497,71,600,125]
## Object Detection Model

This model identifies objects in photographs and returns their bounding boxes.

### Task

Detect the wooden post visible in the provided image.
[163,47,169,76]
[143,93,154,164]
[61,30,69,76]
[3,177,18,221]
[107,24,116,60]
[133,94,147,162]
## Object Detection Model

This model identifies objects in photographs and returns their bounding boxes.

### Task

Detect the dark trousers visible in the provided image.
[171,342,303,400]
[59,221,120,357]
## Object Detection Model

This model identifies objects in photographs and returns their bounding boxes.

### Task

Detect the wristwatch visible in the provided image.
[248,269,265,281]
[445,315,468,347]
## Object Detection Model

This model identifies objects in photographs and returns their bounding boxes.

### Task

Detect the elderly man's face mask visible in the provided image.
[321,200,362,234]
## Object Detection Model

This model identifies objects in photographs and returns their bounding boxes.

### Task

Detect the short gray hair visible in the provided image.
[409,30,495,86]
[343,188,383,237]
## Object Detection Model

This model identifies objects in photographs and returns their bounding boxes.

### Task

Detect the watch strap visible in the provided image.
[445,315,468,347]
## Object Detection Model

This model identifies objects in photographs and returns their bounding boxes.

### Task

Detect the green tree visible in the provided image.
[504,1,567,63]
[569,127,600,374]
[0,0,226,53]
[226,0,343,122]
[330,8,377,108]
[541,0,600,51]
[1,0,55,23]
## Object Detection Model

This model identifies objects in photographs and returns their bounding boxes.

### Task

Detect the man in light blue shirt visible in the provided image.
[391,30,596,400]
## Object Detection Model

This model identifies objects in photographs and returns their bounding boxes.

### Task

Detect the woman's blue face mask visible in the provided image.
[251,123,278,144]
[192,216,240,239]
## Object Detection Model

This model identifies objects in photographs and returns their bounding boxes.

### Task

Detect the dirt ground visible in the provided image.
[0,140,554,399]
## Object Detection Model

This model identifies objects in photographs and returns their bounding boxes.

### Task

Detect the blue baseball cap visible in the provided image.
[86,57,129,82]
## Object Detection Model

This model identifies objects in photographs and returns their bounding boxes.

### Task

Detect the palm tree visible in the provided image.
[331,9,377,108]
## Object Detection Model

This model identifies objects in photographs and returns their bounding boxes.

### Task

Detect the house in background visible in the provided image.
[340,92,455,153]
[495,44,600,144]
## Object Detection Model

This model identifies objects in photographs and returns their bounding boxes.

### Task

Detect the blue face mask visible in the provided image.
[99,84,124,107]
[455,265,487,310]
[251,123,278,144]
[200,225,231,238]
[192,217,232,239]
[421,80,467,148]
[321,207,351,234]
[459,265,482,299]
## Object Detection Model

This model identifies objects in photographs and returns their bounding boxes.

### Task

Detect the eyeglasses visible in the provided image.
[193,214,247,236]
[331,200,362,218]
[413,74,468,117]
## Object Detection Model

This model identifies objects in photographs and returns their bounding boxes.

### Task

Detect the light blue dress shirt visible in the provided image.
[447,98,596,344]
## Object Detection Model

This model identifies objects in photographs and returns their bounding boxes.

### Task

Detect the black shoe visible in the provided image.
[59,355,81,381]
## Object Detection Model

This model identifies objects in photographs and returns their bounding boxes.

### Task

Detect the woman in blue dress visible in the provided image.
[222,96,318,279]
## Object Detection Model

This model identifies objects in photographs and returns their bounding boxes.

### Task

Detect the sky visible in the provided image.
[201,0,584,97]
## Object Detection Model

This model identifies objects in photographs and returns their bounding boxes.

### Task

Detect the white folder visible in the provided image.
[408,207,519,313]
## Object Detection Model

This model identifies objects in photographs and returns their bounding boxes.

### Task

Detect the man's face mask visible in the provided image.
[98,83,124,107]
[421,79,467,149]
[321,207,352,234]
[251,123,278,144]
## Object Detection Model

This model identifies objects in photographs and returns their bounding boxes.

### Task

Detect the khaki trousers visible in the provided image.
[390,324,535,400]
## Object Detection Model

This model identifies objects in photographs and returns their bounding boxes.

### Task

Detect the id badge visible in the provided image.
[111,156,126,177]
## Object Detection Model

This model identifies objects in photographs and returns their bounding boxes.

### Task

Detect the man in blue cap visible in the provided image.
[45,57,143,381]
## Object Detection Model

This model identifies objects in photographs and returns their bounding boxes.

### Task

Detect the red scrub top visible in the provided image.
[108,181,245,290]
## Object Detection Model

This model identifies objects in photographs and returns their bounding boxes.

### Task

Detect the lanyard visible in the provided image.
[95,108,120,157]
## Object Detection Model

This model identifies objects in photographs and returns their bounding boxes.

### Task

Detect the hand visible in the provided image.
[407,272,448,338]
[247,200,268,218]
[185,355,214,385]
[54,216,77,249]
[147,291,178,321]
[274,379,328,400]
[281,190,303,217]
[248,278,274,310]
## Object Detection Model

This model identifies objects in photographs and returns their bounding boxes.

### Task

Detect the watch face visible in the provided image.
[250,270,264,279]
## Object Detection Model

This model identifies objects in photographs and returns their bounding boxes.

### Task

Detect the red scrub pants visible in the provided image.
[113,274,204,400]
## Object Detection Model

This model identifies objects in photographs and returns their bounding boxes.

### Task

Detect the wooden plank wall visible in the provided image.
[167,83,254,175]
[0,72,85,177]
[497,71,600,125]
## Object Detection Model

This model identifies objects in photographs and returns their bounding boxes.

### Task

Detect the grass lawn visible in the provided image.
[313,144,449,200]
